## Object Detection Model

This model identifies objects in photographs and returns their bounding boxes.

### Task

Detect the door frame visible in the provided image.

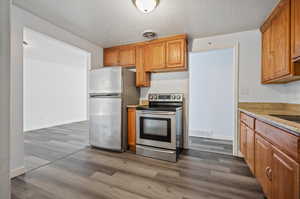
[187,42,240,156]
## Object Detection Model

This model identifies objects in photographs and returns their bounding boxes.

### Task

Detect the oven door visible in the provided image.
[136,110,177,150]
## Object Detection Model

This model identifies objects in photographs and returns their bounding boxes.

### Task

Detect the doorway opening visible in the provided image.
[188,45,239,156]
[23,28,91,172]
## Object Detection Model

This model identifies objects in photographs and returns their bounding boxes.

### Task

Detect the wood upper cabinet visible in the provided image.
[255,134,273,198]
[261,0,300,83]
[272,146,300,199]
[136,45,150,87]
[262,25,274,82]
[166,39,186,69]
[103,34,187,86]
[104,46,136,67]
[119,45,136,67]
[144,42,166,71]
[127,107,136,152]
[104,47,119,66]
[292,0,300,61]
[270,0,290,78]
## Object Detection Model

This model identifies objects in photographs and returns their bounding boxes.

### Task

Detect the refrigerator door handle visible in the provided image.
[89,93,122,98]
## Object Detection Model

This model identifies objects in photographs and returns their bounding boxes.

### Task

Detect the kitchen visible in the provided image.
[1,0,300,198]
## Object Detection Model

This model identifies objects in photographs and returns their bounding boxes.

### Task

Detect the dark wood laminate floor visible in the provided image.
[189,136,233,155]
[12,147,265,199]
[24,121,89,172]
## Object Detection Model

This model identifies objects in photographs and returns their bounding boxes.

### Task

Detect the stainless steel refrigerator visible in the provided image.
[89,67,139,152]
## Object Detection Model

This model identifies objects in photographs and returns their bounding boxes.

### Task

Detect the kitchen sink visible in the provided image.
[269,114,300,124]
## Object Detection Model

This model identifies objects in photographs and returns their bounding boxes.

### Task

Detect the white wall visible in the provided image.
[10,5,103,175]
[0,0,11,197]
[191,29,300,104]
[23,29,88,131]
[189,48,235,140]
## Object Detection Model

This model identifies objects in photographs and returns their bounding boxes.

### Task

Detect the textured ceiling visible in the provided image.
[13,0,279,47]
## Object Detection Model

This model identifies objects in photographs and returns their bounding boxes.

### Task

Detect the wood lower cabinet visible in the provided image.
[272,146,300,199]
[144,42,166,71]
[292,0,300,61]
[127,107,136,152]
[255,134,273,198]
[240,122,247,158]
[246,128,255,173]
[240,111,300,199]
[240,121,255,173]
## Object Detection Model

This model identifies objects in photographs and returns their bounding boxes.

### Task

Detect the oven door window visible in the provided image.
[140,117,171,142]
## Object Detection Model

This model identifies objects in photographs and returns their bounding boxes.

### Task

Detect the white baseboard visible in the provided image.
[10,167,26,178]
[189,131,233,141]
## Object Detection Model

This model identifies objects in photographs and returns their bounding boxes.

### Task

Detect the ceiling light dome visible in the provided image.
[132,0,160,14]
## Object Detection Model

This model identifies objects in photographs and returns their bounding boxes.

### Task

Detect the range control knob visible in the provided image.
[177,95,181,100]
[149,95,154,100]
[172,95,176,100]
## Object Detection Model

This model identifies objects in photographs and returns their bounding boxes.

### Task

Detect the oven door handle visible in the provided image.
[139,111,176,116]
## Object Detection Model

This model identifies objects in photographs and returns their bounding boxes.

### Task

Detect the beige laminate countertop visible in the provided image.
[239,103,300,136]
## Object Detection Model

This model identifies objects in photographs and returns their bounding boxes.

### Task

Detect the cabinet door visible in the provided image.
[166,39,186,69]
[119,46,136,67]
[104,47,119,66]
[262,26,274,82]
[127,108,136,152]
[271,0,291,78]
[240,122,247,157]
[272,146,300,199]
[246,127,255,174]
[255,134,273,198]
[136,45,150,87]
[144,42,166,71]
[292,0,300,60]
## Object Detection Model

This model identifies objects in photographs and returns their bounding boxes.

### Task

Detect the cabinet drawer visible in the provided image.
[255,120,300,162]
[240,112,255,129]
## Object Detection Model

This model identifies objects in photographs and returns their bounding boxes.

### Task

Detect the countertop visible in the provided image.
[127,105,140,108]
[239,103,300,136]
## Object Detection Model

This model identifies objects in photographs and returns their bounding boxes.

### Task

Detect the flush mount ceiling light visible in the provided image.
[132,0,160,14]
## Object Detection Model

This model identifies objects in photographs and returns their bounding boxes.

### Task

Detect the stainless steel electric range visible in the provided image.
[136,93,184,162]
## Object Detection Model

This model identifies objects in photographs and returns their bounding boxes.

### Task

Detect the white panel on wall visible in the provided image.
[10,5,102,174]
[189,48,235,140]
[23,29,88,131]
[192,29,300,104]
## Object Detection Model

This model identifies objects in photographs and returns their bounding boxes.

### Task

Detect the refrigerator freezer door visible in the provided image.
[89,96,122,151]
[89,67,122,94]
